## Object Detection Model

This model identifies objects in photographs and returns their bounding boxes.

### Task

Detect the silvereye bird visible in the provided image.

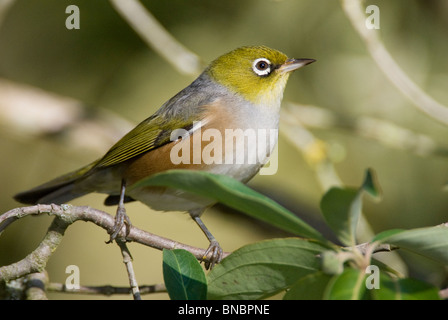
[14,45,315,268]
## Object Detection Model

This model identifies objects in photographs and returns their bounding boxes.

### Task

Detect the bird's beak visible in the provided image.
[278,58,316,74]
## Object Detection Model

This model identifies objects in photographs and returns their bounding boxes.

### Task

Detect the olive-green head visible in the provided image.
[206,45,315,106]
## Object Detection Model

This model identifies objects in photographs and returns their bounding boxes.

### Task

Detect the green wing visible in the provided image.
[94,114,196,169]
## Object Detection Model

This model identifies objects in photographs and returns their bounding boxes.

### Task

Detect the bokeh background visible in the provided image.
[1,0,447,299]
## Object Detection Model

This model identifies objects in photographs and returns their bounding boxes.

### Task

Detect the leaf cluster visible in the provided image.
[135,169,446,300]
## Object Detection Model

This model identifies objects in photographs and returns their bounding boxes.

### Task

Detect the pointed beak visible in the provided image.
[278,58,316,74]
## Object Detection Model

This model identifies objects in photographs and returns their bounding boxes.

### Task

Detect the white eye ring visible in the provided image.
[252,58,271,76]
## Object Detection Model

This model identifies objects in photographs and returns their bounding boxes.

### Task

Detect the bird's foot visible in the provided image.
[202,240,223,270]
[107,204,132,243]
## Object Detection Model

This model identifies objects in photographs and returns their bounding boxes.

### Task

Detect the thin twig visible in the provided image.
[116,239,141,300]
[353,242,396,255]
[284,103,448,158]
[341,0,448,125]
[109,0,203,75]
[0,78,134,156]
[0,0,15,27]
[46,282,166,296]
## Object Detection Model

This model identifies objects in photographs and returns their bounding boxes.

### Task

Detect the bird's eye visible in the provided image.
[252,58,271,76]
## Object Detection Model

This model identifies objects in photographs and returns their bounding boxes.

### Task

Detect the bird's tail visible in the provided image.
[14,161,98,205]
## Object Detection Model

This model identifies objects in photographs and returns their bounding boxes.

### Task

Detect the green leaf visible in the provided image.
[163,249,207,300]
[320,168,380,246]
[324,268,367,300]
[283,271,332,300]
[371,229,405,242]
[374,224,448,264]
[372,273,440,300]
[131,170,326,243]
[320,188,359,246]
[361,168,381,198]
[207,238,325,300]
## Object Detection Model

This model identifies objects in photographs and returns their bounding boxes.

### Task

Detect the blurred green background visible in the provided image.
[1,0,448,299]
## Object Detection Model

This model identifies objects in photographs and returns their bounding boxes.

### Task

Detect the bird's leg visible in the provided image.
[108,179,132,243]
[190,209,223,270]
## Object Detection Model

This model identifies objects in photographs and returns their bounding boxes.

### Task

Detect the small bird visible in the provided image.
[14,46,315,268]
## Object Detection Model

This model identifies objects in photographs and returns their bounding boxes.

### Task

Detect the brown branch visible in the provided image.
[24,272,49,300]
[1,271,49,300]
[0,204,230,283]
[353,242,397,255]
[116,239,141,300]
[46,282,166,296]
[0,214,69,282]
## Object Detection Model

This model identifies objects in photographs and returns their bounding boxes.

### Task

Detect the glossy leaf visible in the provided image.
[163,249,207,300]
[207,238,325,300]
[320,188,359,246]
[283,271,332,300]
[324,268,367,300]
[373,224,448,264]
[371,272,440,300]
[320,168,380,246]
[131,170,326,242]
